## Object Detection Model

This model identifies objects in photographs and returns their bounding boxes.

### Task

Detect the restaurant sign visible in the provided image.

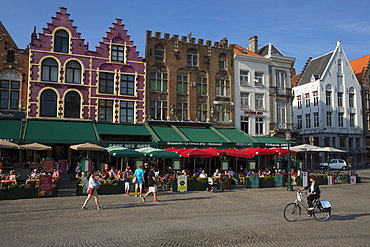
[38,175,53,196]
[166,142,224,147]
[0,110,25,119]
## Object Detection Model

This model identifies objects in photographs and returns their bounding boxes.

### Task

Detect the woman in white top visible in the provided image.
[82,172,102,210]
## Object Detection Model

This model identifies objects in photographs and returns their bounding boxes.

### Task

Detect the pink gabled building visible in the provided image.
[28,7,145,124]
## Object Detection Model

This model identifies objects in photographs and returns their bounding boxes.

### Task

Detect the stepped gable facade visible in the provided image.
[0,22,28,118]
[145,31,234,127]
[28,7,145,124]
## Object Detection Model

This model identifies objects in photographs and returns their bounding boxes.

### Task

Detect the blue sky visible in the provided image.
[1,0,370,72]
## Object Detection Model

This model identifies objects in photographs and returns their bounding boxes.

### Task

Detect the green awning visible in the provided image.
[253,137,294,147]
[24,120,98,144]
[215,128,257,145]
[178,127,228,143]
[151,126,187,142]
[95,123,151,136]
[0,119,22,143]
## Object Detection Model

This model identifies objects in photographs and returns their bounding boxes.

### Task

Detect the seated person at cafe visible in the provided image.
[99,170,109,180]
[108,166,117,180]
[29,169,40,179]
[0,168,6,180]
[195,167,203,177]
[52,168,60,181]
[6,170,16,180]
[213,169,221,178]
[263,167,271,176]
[226,167,238,184]
[199,170,208,178]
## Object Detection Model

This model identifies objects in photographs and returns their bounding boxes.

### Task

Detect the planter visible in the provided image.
[245,177,251,189]
[250,175,259,188]
[98,185,122,195]
[274,174,284,187]
[6,188,38,200]
[259,177,274,188]
[195,182,209,191]
[187,179,196,191]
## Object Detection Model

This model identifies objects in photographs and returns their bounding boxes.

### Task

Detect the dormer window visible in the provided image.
[54,30,69,53]
[111,45,125,62]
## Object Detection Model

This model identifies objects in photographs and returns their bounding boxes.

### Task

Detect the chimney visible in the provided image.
[30,26,37,44]
[248,36,258,53]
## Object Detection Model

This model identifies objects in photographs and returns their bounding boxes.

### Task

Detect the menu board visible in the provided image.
[38,175,53,196]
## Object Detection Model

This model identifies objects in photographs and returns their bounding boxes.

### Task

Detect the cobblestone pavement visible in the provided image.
[1,169,369,247]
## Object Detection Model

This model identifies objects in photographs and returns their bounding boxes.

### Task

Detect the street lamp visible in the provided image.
[286,129,293,191]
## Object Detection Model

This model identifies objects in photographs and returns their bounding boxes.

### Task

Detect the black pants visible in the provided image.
[307,194,320,208]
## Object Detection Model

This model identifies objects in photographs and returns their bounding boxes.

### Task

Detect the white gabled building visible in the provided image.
[292,41,364,166]
[233,36,295,139]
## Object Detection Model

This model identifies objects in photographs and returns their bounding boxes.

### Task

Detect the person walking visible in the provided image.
[142,166,160,202]
[134,164,145,197]
[82,172,102,210]
[123,167,131,196]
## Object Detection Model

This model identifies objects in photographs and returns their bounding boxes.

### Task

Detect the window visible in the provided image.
[305,114,311,128]
[277,102,286,129]
[349,87,355,108]
[255,117,264,135]
[99,72,114,94]
[177,74,188,93]
[150,72,167,91]
[240,93,249,108]
[197,103,207,122]
[297,95,302,109]
[41,58,58,82]
[111,45,125,62]
[176,102,188,121]
[313,91,318,106]
[120,74,135,95]
[313,112,319,127]
[241,116,249,134]
[325,85,332,106]
[215,105,230,123]
[254,72,263,86]
[255,94,264,110]
[350,113,355,127]
[155,44,164,62]
[348,138,353,147]
[65,61,81,84]
[297,115,302,129]
[305,93,310,107]
[366,91,370,110]
[40,89,57,117]
[120,101,134,123]
[7,51,15,63]
[219,53,226,70]
[326,112,332,127]
[338,112,344,127]
[64,91,80,118]
[54,30,69,53]
[276,72,286,94]
[216,78,230,96]
[240,71,249,85]
[0,80,19,109]
[367,115,370,132]
[187,49,198,66]
[150,101,167,120]
[338,92,343,106]
[98,99,113,122]
[197,73,207,95]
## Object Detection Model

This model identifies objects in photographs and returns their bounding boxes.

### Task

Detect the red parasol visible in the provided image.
[178,148,215,158]
[225,149,254,158]
[202,148,227,156]
[270,148,298,156]
[241,147,277,155]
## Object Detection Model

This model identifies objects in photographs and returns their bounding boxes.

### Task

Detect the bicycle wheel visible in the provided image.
[283,203,301,222]
[313,203,331,221]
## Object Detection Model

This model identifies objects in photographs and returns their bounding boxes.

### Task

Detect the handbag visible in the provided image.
[132,177,136,183]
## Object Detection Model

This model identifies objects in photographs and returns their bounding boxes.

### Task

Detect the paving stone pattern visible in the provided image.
[1,169,370,247]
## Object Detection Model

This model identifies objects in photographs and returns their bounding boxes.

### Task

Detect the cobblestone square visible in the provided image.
[1,169,369,247]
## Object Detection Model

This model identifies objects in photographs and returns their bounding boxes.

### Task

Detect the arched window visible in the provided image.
[187,49,198,66]
[54,30,69,53]
[6,50,15,63]
[40,89,57,117]
[65,61,81,84]
[64,91,80,118]
[155,44,164,62]
[41,58,58,82]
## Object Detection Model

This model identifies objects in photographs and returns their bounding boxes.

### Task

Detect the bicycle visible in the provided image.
[283,190,331,222]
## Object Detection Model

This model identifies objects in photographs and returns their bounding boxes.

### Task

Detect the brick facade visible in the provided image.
[145,31,234,127]
[28,7,145,124]
[0,22,28,118]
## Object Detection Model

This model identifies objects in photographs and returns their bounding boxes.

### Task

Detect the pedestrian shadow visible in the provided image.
[330,213,370,221]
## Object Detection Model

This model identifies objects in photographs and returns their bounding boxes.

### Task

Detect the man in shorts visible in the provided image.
[142,166,160,202]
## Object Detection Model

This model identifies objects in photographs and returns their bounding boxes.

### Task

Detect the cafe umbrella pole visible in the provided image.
[286,130,293,191]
